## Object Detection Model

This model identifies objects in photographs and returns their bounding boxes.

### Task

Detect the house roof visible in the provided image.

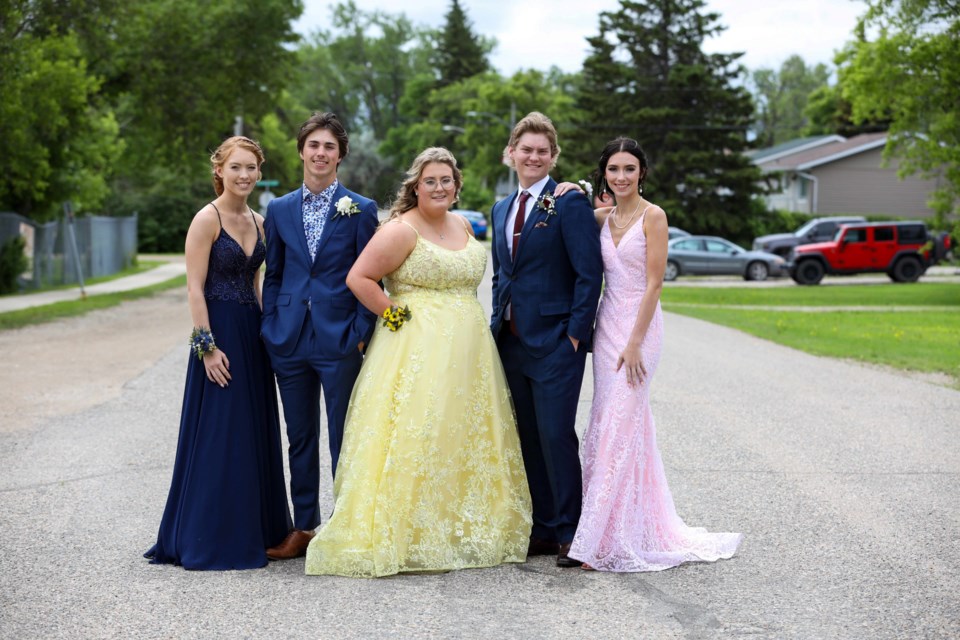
[747,135,844,163]
[755,132,888,172]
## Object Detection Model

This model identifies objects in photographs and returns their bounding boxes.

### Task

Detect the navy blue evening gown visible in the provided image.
[145,212,292,570]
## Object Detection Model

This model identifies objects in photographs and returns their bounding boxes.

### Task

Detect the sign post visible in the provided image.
[63,201,86,299]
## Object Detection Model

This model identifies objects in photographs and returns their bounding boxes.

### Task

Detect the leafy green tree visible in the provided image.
[836,0,959,223]
[0,29,123,219]
[382,69,578,209]
[802,83,890,138]
[435,0,491,88]
[750,55,831,147]
[570,0,764,239]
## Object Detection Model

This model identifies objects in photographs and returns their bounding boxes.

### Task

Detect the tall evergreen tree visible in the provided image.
[435,0,490,87]
[570,0,764,238]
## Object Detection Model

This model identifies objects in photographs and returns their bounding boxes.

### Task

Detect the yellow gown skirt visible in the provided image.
[305,288,532,578]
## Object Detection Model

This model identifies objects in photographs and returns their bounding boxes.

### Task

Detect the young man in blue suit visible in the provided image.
[260,112,379,560]
[490,112,603,567]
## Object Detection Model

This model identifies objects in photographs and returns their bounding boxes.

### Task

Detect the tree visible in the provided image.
[435,0,491,88]
[381,69,578,209]
[802,83,889,138]
[570,0,764,240]
[836,0,959,223]
[750,55,831,147]
[0,6,124,219]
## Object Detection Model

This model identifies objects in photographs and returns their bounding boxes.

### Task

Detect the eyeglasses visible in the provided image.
[420,177,455,191]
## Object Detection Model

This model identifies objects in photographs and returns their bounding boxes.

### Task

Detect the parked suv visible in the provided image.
[789,222,951,285]
[753,216,867,258]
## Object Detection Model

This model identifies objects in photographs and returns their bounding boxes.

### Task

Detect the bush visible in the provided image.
[0,236,28,294]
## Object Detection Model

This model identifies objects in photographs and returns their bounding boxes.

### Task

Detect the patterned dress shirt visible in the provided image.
[302,180,339,261]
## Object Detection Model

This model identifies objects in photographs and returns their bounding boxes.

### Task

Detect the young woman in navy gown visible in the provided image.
[145,136,291,570]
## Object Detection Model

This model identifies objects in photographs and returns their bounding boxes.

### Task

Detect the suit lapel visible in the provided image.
[494,195,517,271]
[514,178,555,261]
[289,186,312,262]
[312,182,346,262]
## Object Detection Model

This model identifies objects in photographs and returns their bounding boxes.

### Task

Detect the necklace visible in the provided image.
[610,199,643,229]
[418,209,446,239]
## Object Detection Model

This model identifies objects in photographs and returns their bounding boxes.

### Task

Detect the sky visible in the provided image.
[294,0,867,74]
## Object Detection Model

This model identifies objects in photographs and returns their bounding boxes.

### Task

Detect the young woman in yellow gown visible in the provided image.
[304,147,532,578]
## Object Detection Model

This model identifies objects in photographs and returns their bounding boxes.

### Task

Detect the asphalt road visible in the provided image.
[1,260,959,639]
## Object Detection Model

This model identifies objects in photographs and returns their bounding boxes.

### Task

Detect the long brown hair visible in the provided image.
[387,147,463,220]
[210,136,264,196]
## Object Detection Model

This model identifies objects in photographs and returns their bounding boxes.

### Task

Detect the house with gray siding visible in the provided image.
[750,133,943,220]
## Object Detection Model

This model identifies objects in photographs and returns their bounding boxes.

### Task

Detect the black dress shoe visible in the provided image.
[527,537,560,557]
[557,542,580,568]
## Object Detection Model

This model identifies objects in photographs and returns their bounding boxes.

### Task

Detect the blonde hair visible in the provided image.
[387,147,463,220]
[507,111,560,169]
[210,136,265,196]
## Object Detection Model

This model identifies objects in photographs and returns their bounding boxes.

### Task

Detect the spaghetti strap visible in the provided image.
[397,219,421,236]
[210,202,224,228]
[455,214,471,234]
[248,206,261,241]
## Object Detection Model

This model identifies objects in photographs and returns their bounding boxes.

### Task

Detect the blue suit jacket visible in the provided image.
[261,183,379,359]
[490,178,603,358]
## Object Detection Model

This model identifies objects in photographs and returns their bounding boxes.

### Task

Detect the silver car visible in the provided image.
[666,235,786,281]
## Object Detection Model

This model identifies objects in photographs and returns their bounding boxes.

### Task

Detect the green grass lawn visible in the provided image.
[0,275,186,331]
[661,283,960,385]
[662,282,960,307]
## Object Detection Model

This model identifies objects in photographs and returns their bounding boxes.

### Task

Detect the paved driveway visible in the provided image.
[1,265,958,638]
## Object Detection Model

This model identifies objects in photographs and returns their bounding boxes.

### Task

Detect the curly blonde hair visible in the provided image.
[210,136,264,196]
[387,147,463,220]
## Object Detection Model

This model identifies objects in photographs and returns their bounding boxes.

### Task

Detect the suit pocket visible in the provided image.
[539,301,570,316]
[276,293,291,306]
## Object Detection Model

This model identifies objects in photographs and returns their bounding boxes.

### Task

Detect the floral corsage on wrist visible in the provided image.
[381,305,411,332]
[536,191,558,216]
[334,196,361,218]
[189,327,217,360]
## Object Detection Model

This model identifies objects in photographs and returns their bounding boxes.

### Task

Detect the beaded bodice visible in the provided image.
[384,235,486,298]
[203,229,264,307]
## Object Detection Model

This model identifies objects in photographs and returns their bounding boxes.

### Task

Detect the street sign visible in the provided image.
[257,180,279,188]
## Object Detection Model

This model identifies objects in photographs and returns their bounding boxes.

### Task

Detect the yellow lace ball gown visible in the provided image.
[305,225,532,577]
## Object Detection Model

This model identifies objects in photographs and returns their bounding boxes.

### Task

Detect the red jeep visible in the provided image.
[789,222,952,285]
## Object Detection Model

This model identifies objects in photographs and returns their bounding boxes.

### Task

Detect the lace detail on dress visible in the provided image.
[569,214,741,572]
[384,235,486,298]
[305,233,532,577]
[203,230,264,307]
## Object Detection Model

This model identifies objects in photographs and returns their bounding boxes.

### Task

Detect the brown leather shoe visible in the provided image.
[527,537,560,557]
[557,542,580,568]
[266,529,315,560]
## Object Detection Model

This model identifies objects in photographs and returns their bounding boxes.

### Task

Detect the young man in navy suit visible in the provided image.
[260,112,379,559]
[490,112,603,567]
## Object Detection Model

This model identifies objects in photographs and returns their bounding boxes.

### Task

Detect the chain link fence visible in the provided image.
[0,212,138,290]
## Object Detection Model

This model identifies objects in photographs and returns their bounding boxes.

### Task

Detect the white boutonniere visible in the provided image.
[577,180,594,199]
[334,196,361,218]
[536,192,558,216]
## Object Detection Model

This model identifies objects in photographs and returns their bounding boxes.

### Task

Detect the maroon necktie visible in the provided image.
[509,190,531,336]
[512,190,531,258]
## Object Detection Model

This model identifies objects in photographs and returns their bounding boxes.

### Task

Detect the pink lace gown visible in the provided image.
[569,212,742,572]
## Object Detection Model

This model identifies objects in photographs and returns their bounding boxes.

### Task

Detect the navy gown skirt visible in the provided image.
[145,297,292,570]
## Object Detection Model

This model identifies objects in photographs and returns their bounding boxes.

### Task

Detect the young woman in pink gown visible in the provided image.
[567,138,742,572]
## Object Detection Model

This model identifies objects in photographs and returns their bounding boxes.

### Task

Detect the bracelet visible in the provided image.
[381,305,411,332]
[189,327,217,360]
